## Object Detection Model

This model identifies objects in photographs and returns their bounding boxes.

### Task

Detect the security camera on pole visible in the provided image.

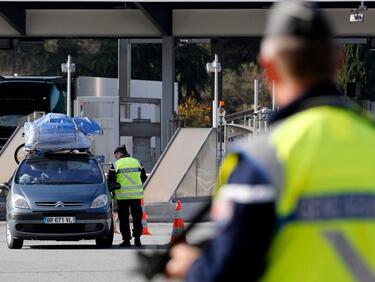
[61,55,76,117]
[350,1,367,23]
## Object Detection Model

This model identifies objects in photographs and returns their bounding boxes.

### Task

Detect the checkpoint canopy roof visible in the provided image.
[1,1,375,38]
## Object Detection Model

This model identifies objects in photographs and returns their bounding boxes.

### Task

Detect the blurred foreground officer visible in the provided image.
[111,145,147,247]
[166,1,375,281]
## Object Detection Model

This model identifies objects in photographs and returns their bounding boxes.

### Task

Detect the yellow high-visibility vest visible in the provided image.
[261,106,375,282]
[113,157,143,200]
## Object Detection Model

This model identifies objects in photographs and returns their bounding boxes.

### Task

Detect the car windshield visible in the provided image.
[15,157,103,185]
[0,81,66,116]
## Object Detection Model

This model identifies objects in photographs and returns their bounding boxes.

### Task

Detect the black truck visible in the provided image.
[0,76,67,151]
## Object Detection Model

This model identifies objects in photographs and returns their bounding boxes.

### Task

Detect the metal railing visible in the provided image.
[226,107,274,134]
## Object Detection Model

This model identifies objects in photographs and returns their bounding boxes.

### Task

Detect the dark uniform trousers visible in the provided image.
[117,199,143,241]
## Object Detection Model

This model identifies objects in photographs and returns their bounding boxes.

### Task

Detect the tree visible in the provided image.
[176,43,211,102]
[335,44,375,100]
[223,38,260,72]
[223,62,270,114]
[76,39,118,77]
[0,39,118,77]
[131,44,162,81]
[177,97,211,127]
[336,44,367,97]
[43,39,118,77]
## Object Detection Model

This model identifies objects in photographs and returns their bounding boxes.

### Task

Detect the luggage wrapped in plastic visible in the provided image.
[73,117,101,137]
[24,113,100,152]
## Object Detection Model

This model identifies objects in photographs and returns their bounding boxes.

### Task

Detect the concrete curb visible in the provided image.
[145,201,210,223]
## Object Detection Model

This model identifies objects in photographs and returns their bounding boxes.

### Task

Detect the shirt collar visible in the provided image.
[269,82,360,124]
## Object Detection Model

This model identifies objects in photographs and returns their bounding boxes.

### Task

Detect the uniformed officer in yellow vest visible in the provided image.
[165,1,375,281]
[111,145,147,248]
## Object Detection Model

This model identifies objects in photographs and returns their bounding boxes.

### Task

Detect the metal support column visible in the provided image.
[161,36,175,150]
[118,39,131,120]
[66,55,72,117]
[254,79,259,135]
[211,39,224,102]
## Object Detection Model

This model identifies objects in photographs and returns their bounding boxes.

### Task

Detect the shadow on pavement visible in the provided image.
[28,244,169,250]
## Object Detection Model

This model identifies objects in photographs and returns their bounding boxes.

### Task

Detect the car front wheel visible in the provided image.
[95,221,114,249]
[6,223,23,249]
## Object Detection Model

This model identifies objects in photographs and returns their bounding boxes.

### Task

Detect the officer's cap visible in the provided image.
[265,0,333,41]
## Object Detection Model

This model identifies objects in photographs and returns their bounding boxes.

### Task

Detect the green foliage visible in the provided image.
[336,44,375,100]
[76,40,118,77]
[42,39,118,77]
[131,44,162,81]
[176,43,211,102]
[0,39,118,77]
[223,38,260,72]
[223,63,270,113]
[336,44,367,97]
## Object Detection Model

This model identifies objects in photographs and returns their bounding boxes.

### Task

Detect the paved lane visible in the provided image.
[0,222,213,282]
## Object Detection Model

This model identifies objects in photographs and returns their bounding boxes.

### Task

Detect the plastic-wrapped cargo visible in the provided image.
[73,117,101,137]
[24,113,100,152]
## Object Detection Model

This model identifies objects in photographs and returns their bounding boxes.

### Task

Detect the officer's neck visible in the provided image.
[118,154,130,159]
[275,79,316,109]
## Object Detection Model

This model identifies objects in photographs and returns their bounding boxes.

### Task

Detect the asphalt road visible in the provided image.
[0,222,213,282]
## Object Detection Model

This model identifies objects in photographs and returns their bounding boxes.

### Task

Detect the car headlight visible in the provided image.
[13,194,30,209]
[91,194,108,209]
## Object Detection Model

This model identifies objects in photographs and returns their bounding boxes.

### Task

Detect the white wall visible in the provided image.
[76,77,178,162]
[129,79,178,122]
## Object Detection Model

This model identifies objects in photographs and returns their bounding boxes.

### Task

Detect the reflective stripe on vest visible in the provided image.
[282,194,375,222]
[114,157,143,200]
[118,167,141,173]
[261,106,375,282]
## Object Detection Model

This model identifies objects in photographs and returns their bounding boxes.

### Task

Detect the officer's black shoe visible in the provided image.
[134,237,142,247]
[119,240,131,248]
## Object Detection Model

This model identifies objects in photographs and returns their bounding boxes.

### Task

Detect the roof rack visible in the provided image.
[26,149,92,158]
[44,149,92,155]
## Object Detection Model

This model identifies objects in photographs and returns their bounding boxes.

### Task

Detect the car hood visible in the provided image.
[14,183,105,204]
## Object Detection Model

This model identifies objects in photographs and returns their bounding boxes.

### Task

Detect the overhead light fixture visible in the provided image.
[350,12,364,23]
[350,1,367,23]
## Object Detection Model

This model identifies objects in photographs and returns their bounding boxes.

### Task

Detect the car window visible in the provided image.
[0,115,28,127]
[15,157,103,185]
[50,85,66,113]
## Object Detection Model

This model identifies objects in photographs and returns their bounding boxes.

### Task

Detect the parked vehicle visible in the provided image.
[1,151,113,249]
[0,76,66,151]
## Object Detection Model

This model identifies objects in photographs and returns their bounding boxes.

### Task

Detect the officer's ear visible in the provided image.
[258,55,280,86]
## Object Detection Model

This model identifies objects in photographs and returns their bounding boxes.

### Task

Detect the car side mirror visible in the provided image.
[0,183,10,191]
[0,183,10,197]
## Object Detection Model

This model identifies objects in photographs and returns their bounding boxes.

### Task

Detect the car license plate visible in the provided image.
[44,217,76,224]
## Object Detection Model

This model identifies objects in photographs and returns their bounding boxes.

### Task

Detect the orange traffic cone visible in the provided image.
[170,200,186,243]
[141,199,152,235]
